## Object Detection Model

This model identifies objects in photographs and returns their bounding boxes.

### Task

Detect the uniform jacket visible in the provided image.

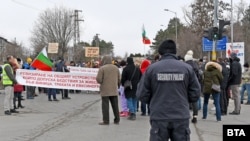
[96,56,120,97]
[121,58,142,99]
[203,62,223,94]
[137,54,200,120]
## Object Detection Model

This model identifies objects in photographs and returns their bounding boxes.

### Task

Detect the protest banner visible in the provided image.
[16,69,100,91]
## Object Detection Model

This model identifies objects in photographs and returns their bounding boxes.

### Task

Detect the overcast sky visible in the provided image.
[0,0,234,57]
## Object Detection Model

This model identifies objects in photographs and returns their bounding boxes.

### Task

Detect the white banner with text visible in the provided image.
[16,69,100,91]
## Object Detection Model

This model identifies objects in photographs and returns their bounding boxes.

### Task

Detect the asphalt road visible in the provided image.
[0,90,250,141]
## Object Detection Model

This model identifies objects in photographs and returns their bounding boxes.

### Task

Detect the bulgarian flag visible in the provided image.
[30,48,53,71]
[142,25,151,44]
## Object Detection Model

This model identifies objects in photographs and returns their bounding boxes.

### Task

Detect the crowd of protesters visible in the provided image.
[1,39,249,141]
[95,40,248,141]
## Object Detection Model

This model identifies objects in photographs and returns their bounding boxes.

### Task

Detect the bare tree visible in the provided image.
[234,0,248,22]
[183,0,230,56]
[30,6,74,58]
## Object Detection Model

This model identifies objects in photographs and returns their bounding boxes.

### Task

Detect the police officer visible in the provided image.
[137,39,200,141]
[2,55,19,115]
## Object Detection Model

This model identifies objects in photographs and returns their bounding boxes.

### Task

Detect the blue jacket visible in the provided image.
[137,54,200,120]
[22,62,35,70]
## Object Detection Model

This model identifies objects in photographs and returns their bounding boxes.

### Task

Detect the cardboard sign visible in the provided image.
[85,47,99,57]
[67,66,99,74]
[48,43,59,53]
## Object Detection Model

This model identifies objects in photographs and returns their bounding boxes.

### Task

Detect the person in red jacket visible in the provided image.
[139,59,151,116]
[13,58,25,109]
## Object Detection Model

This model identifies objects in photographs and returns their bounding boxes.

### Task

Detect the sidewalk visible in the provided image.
[0,90,249,141]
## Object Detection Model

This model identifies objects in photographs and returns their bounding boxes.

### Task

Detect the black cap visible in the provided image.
[158,39,176,55]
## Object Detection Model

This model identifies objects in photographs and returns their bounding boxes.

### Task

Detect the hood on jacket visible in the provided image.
[127,57,134,65]
[205,61,222,72]
[101,55,112,65]
[140,59,151,74]
[184,50,193,61]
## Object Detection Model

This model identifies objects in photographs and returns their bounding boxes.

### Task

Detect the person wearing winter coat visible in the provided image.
[13,58,25,109]
[137,40,200,141]
[2,55,19,115]
[23,57,36,99]
[184,50,201,124]
[202,61,223,121]
[121,57,142,120]
[118,60,129,117]
[240,62,250,105]
[228,52,242,115]
[55,58,71,99]
[96,55,120,125]
[139,59,151,116]
[217,58,230,115]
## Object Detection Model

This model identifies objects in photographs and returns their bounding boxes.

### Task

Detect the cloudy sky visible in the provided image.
[0,0,234,57]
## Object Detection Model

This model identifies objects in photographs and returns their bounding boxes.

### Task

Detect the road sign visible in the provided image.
[202,36,227,51]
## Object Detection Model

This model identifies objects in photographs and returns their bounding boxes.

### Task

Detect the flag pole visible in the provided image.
[144,44,145,58]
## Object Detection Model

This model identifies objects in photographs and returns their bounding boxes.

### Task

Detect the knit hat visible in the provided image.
[158,40,176,55]
[184,50,194,61]
[230,52,237,59]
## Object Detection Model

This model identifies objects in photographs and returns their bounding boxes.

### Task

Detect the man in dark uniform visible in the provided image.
[137,39,200,141]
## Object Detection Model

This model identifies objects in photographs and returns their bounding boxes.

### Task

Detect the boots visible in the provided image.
[13,96,17,109]
[127,113,136,120]
[17,95,25,108]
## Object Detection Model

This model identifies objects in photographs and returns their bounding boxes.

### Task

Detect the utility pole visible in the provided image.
[231,0,234,49]
[71,10,84,61]
[211,0,219,61]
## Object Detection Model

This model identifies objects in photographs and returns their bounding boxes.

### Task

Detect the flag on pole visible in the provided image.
[142,25,151,44]
[30,47,53,71]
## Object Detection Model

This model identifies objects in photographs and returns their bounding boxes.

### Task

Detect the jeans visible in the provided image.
[240,83,250,103]
[141,101,150,114]
[127,98,137,114]
[48,88,57,100]
[197,97,202,110]
[203,93,221,121]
